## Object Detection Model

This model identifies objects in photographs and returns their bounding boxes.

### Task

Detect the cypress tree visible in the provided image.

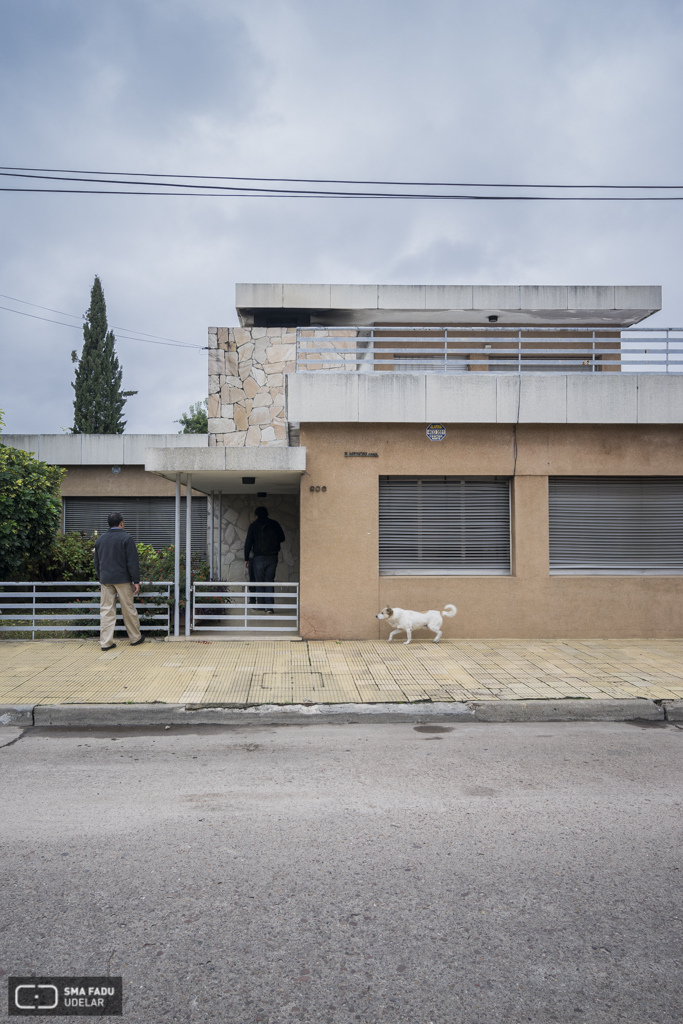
[71,276,137,433]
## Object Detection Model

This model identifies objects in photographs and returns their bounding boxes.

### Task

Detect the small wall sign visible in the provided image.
[344,452,378,457]
[426,423,446,441]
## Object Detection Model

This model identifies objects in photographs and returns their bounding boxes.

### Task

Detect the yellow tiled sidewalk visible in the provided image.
[1,638,683,705]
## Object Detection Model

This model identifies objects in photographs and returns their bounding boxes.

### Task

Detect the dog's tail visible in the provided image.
[442,604,457,618]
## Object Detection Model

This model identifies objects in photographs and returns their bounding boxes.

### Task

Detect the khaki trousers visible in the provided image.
[100,583,142,647]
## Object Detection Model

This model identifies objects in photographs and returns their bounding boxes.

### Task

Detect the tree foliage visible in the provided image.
[175,399,208,434]
[71,276,137,433]
[25,532,208,608]
[0,437,65,579]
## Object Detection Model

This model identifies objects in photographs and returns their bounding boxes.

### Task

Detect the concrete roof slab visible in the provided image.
[144,445,306,495]
[236,283,662,327]
[567,286,615,310]
[377,285,426,309]
[424,285,473,309]
[282,283,331,309]
[472,285,522,310]
[520,285,568,310]
[330,284,378,309]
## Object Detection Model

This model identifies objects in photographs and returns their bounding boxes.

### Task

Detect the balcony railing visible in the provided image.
[296,327,683,374]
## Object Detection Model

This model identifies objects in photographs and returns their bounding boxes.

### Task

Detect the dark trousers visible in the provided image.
[251,555,278,605]
[247,559,257,604]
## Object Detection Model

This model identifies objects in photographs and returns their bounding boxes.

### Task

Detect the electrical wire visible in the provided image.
[3,186,683,200]
[1,165,682,189]
[0,301,203,349]
[0,169,683,200]
[0,291,203,346]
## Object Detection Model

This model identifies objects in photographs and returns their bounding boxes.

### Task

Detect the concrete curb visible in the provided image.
[0,705,34,726]
[665,700,683,721]
[31,702,474,727]
[3,698,675,728]
[468,698,666,722]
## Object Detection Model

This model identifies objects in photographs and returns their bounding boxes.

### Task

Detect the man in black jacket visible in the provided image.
[244,506,285,612]
[94,513,144,650]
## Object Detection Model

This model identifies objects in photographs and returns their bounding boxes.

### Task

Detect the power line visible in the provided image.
[3,185,683,200]
[0,300,203,349]
[0,290,202,350]
[1,164,682,189]
[0,292,82,320]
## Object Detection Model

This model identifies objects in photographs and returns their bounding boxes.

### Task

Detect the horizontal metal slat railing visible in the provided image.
[0,581,172,638]
[295,327,683,373]
[192,581,299,632]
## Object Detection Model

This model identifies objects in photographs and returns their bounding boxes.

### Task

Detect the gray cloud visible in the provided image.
[1,0,681,433]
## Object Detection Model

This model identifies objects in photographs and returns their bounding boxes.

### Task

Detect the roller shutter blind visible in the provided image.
[63,497,207,555]
[549,477,683,574]
[379,476,510,575]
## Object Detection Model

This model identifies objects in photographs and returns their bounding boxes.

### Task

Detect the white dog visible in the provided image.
[376,604,457,644]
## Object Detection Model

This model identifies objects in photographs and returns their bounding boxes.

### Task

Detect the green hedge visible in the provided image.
[23,532,208,610]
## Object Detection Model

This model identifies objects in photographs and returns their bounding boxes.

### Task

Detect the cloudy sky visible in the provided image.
[1,0,682,434]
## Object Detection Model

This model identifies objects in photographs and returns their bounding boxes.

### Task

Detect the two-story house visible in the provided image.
[140,282,683,640]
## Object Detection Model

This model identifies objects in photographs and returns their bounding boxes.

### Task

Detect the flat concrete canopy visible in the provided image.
[236,283,662,328]
[1,433,208,465]
[144,445,306,495]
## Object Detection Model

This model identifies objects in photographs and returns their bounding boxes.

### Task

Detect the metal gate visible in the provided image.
[192,581,299,632]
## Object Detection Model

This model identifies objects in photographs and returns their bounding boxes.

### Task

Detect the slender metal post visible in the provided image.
[185,473,192,637]
[32,584,36,641]
[667,330,670,373]
[209,491,215,580]
[174,473,180,637]
[217,493,222,581]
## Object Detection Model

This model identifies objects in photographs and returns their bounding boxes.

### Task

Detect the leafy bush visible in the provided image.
[26,530,99,582]
[0,441,65,579]
[24,533,209,610]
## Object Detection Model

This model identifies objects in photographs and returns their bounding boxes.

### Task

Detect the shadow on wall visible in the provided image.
[216,494,299,583]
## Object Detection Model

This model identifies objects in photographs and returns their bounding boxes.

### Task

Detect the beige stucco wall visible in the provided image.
[60,466,204,498]
[298,423,683,640]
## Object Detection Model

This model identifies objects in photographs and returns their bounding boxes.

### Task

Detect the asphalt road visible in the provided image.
[2,720,682,1024]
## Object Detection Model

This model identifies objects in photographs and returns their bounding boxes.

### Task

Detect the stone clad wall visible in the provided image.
[207,327,296,447]
[214,494,299,582]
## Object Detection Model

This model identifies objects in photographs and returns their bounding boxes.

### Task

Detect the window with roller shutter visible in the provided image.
[379,476,511,575]
[62,496,207,555]
[549,477,683,575]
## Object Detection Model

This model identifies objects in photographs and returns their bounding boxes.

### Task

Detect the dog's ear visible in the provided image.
[385,607,393,617]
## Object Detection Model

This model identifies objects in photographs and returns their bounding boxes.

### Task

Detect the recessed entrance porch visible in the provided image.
[144,446,305,637]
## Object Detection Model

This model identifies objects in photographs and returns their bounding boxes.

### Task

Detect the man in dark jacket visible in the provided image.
[94,513,144,650]
[244,506,285,612]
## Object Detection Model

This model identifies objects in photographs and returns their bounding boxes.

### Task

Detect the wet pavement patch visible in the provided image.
[413,725,454,734]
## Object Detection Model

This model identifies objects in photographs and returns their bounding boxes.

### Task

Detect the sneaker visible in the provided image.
[101,643,117,651]
[130,636,145,646]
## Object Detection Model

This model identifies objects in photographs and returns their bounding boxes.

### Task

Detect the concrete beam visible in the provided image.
[287,373,683,425]
[144,446,306,474]
[236,283,662,327]
[1,433,209,465]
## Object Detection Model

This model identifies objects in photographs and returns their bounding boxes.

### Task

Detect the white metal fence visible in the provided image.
[0,581,172,638]
[296,327,683,373]
[192,581,299,632]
